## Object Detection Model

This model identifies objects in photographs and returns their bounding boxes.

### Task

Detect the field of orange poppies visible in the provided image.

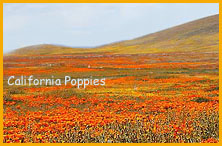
[3,51,219,143]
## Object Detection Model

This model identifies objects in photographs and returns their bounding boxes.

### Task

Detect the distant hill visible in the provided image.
[7,14,219,56]
[7,44,91,55]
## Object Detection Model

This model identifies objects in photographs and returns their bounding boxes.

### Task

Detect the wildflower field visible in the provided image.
[3,51,219,143]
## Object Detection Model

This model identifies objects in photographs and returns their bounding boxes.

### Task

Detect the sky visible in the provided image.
[3,3,219,53]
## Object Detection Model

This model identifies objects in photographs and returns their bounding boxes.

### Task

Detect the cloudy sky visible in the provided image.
[3,3,219,53]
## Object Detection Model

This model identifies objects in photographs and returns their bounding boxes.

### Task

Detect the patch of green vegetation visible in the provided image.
[206,86,219,92]
[192,97,210,103]
[43,88,89,99]
[153,75,175,79]
[7,87,25,94]
[208,94,219,97]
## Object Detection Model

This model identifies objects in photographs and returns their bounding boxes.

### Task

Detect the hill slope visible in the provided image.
[7,44,91,55]
[96,14,219,54]
[8,14,219,55]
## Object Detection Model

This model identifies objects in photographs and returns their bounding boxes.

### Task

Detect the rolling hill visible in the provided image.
[7,14,219,56]
[7,44,90,55]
